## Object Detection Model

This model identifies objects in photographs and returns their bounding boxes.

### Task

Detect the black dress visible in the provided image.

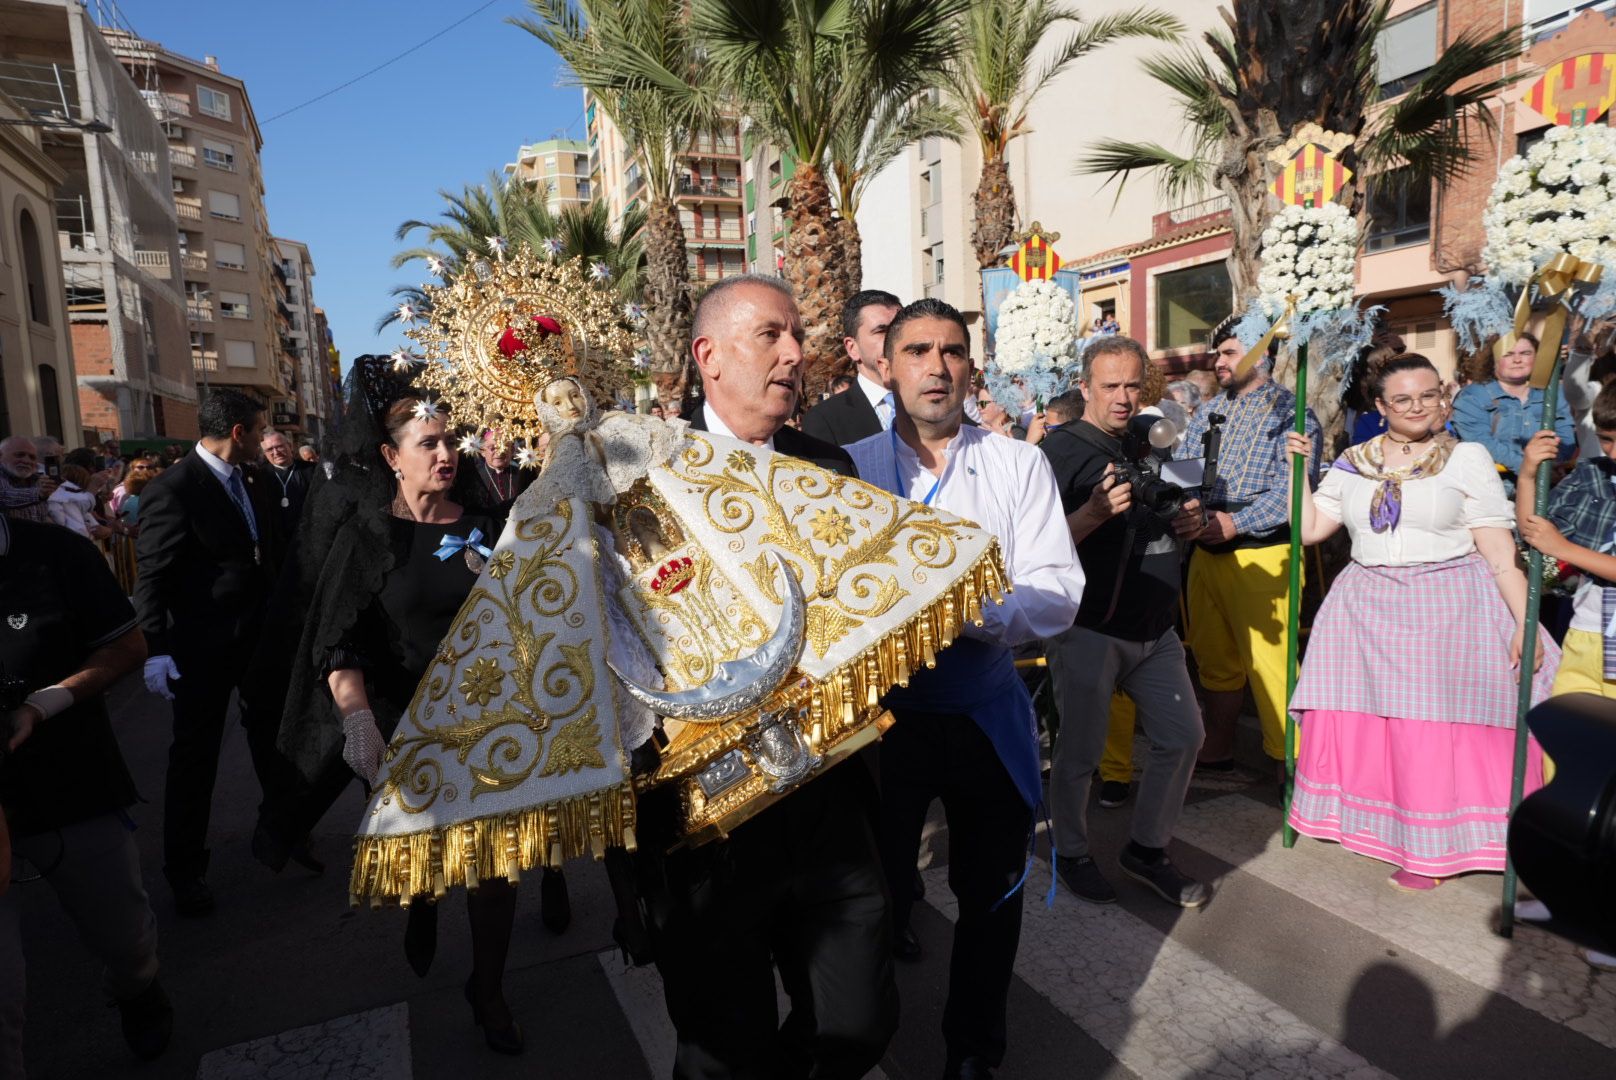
[329,512,502,729]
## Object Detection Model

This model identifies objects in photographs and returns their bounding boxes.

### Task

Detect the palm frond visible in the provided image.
[1073,138,1211,203]
[1025,8,1185,103]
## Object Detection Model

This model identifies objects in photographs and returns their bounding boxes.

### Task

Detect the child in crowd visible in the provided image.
[1515,380,1616,971]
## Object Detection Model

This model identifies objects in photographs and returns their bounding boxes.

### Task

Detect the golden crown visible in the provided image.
[399,248,643,441]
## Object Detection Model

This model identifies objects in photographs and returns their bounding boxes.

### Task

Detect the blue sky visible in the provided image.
[124,0,583,372]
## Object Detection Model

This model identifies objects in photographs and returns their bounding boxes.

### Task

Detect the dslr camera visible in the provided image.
[1110,414,1189,524]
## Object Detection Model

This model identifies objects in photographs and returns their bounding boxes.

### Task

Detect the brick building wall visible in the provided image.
[1437,4,1616,275]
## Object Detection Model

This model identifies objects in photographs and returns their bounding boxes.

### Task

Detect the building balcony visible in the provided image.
[141,90,190,118]
[134,250,171,279]
[689,231,746,246]
[687,136,741,158]
[175,196,202,221]
[181,252,209,274]
[169,146,196,171]
[194,350,219,374]
[187,298,213,322]
[677,178,742,199]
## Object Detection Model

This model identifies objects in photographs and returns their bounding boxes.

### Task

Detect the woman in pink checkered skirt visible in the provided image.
[1284,354,1559,891]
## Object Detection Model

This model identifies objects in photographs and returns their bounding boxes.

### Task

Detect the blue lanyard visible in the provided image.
[890,425,944,506]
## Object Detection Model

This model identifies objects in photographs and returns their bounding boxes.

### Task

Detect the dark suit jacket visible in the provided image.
[134,450,281,665]
[684,403,858,479]
[801,385,883,448]
[255,459,314,547]
[464,456,536,516]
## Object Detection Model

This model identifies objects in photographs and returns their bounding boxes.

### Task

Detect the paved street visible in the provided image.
[15,677,1614,1080]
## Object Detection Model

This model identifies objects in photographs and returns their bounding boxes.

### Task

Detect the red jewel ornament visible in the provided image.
[497,315,566,358]
[651,557,695,594]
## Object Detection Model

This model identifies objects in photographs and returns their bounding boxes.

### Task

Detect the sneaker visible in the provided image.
[1055,854,1117,904]
[1118,849,1209,908]
[1097,781,1130,808]
[117,979,173,1061]
[1586,949,1616,972]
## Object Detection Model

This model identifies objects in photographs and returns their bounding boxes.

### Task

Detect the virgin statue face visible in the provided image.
[541,378,588,421]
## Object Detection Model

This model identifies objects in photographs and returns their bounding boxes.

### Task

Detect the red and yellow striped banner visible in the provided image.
[1522,52,1616,127]
[1269,144,1352,208]
[1010,234,1063,281]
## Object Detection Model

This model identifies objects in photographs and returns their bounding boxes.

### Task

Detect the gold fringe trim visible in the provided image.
[348,783,637,906]
[655,539,1011,781]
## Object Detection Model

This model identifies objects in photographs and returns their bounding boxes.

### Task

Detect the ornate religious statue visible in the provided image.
[350,249,1010,905]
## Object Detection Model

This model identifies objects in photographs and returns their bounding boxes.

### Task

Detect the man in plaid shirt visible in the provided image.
[1175,323,1320,778]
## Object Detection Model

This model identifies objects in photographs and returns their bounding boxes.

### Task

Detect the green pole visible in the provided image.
[1498,342,1566,937]
[1283,341,1308,849]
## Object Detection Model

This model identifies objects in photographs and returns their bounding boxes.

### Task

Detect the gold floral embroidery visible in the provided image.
[541,709,606,776]
[725,449,756,473]
[459,658,505,706]
[487,550,516,579]
[810,507,854,547]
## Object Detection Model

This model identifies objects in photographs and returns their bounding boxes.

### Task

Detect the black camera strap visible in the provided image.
[1058,422,1136,627]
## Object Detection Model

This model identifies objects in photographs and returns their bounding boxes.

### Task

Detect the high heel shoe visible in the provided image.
[463,976,525,1055]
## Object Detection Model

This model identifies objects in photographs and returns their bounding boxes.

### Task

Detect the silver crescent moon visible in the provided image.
[608,550,806,720]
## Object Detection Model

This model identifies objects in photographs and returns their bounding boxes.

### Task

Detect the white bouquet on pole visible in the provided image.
[986,278,1078,406]
[1256,202,1359,318]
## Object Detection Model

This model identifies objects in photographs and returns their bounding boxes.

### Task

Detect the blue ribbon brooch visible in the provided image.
[435,528,494,569]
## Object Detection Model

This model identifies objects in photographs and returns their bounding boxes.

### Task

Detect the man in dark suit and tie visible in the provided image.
[135,389,282,915]
[801,288,901,447]
[256,429,313,556]
[658,275,894,1078]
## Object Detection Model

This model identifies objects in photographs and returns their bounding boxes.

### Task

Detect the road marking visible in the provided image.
[196,1001,411,1079]
[1174,793,1616,1048]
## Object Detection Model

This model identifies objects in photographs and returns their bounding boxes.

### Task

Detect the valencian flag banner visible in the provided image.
[1009,234,1063,281]
[1522,52,1616,126]
[1269,144,1352,208]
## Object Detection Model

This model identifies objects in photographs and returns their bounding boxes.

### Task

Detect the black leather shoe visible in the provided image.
[943,1055,995,1079]
[540,868,571,934]
[117,979,173,1061]
[169,876,214,917]
[464,977,524,1055]
[251,822,290,873]
[289,837,325,875]
[893,924,922,961]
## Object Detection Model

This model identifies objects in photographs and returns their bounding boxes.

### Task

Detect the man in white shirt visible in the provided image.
[848,298,1084,1080]
[802,289,901,446]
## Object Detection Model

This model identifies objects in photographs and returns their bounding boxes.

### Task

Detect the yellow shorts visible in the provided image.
[1101,693,1135,782]
[1551,628,1616,699]
[1185,544,1298,761]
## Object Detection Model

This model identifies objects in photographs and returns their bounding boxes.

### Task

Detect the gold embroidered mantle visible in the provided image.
[350,422,1006,902]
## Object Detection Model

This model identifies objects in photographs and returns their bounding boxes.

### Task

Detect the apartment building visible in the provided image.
[271,237,334,439]
[585,95,748,284]
[0,83,79,442]
[0,0,194,438]
[503,137,591,212]
[104,30,288,415]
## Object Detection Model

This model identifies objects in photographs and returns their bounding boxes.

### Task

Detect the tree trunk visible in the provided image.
[971,155,1017,270]
[642,197,696,410]
[835,216,863,302]
[782,163,847,400]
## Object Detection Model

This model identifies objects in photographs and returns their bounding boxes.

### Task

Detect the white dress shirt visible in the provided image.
[856,372,894,430]
[702,403,775,452]
[1312,441,1514,566]
[193,441,237,485]
[849,423,1084,647]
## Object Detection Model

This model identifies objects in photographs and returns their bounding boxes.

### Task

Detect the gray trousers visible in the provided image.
[0,812,160,1078]
[1045,625,1205,859]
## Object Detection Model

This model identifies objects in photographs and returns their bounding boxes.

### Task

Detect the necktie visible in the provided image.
[226,468,258,542]
[878,391,895,431]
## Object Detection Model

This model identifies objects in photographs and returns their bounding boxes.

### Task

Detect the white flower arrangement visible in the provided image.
[990,278,1077,404]
[1257,201,1359,317]
[1482,123,1616,285]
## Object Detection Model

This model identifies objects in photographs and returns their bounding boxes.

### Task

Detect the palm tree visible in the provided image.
[827,89,965,301]
[694,0,966,394]
[1074,0,1525,436]
[939,1,1183,273]
[515,0,710,408]
[377,177,645,330]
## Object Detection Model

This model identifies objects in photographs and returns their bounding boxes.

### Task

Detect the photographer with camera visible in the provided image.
[0,515,171,1071]
[1041,336,1210,908]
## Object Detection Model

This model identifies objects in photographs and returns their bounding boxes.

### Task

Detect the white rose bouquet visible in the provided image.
[987,278,1078,406]
[1257,202,1359,317]
[1481,123,1616,286]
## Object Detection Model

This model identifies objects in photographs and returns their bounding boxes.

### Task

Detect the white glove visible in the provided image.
[341,709,385,785]
[143,656,181,701]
